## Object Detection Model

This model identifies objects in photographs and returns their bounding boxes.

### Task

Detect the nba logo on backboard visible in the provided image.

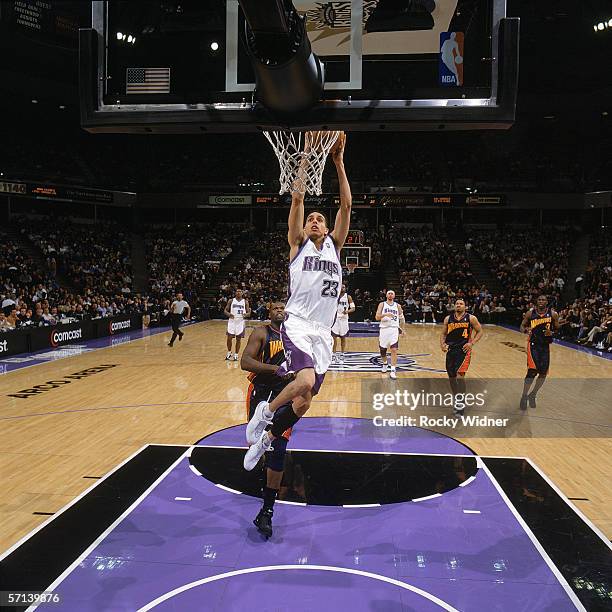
[439,32,464,86]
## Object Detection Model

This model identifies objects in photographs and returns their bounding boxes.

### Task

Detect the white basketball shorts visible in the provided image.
[379,326,399,349]
[227,318,245,337]
[331,317,349,338]
[280,314,333,394]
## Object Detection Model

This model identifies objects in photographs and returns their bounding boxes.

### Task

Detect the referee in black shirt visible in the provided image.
[168,292,191,347]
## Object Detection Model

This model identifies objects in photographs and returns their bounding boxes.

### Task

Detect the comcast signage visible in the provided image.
[208,195,252,205]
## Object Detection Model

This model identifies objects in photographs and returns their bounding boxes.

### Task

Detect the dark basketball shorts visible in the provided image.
[446,344,471,377]
[527,341,550,375]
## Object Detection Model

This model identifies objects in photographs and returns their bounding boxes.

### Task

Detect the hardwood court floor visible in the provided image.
[1,321,611,552]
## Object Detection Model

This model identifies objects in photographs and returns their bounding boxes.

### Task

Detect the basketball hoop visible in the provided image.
[346,262,357,275]
[264,130,341,195]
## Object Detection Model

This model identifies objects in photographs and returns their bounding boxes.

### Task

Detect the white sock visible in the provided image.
[391,366,396,370]
[263,406,274,420]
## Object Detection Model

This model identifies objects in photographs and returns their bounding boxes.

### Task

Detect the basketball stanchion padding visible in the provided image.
[264,130,341,195]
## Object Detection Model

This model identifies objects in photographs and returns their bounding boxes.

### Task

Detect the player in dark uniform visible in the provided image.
[241,301,296,538]
[440,298,483,414]
[519,295,559,409]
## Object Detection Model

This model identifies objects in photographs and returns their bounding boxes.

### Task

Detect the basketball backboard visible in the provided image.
[343,246,371,269]
[80,1,518,133]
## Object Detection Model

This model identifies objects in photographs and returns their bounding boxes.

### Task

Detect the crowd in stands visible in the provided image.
[557,230,612,351]
[2,215,611,352]
[1,218,160,333]
[214,226,385,320]
[215,230,288,319]
[387,225,494,322]
[469,228,571,310]
[17,216,133,297]
[463,226,611,351]
[145,222,250,317]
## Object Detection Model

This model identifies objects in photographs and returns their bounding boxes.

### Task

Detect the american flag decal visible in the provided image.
[126,67,170,94]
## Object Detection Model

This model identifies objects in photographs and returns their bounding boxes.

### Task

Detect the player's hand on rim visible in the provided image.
[330,131,346,163]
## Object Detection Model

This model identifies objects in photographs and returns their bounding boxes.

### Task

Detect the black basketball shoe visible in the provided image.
[527,393,537,408]
[253,508,273,539]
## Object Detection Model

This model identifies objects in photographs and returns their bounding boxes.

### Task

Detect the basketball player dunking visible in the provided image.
[332,284,355,362]
[168,292,190,347]
[440,298,483,414]
[224,289,251,360]
[519,295,558,409]
[244,132,351,470]
[241,302,296,538]
[376,290,405,380]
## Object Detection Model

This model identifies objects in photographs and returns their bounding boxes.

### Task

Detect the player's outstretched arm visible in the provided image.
[241,327,277,376]
[329,133,352,249]
[288,191,306,260]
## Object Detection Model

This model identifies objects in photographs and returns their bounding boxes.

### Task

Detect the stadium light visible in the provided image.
[117,32,123,40]
[122,34,126,40]
[131,37,136,44]
[597,22,604,30]
[210,41,219,52]
[127,35,133,43]
[609,19,612,27]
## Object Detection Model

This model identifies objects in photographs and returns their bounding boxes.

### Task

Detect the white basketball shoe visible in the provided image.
[246,401,273,444]
[244,431,273,471]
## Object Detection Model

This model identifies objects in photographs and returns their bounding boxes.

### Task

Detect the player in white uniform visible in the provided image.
[376,290,405,380]
[332,284,355,361]
[224,289,251,360]
[244,132,351,470]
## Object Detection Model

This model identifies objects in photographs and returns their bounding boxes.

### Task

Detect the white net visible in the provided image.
[264,130,341,195]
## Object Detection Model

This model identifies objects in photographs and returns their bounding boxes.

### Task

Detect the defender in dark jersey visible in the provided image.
[241,302,296,538]
[519,295,559,409]
[440,298,483,414]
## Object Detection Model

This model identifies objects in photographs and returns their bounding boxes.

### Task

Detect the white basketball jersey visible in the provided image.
[380,301,400,329]
[337,294,350,319]
[286,236,342,328]
[230,298,246,320]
